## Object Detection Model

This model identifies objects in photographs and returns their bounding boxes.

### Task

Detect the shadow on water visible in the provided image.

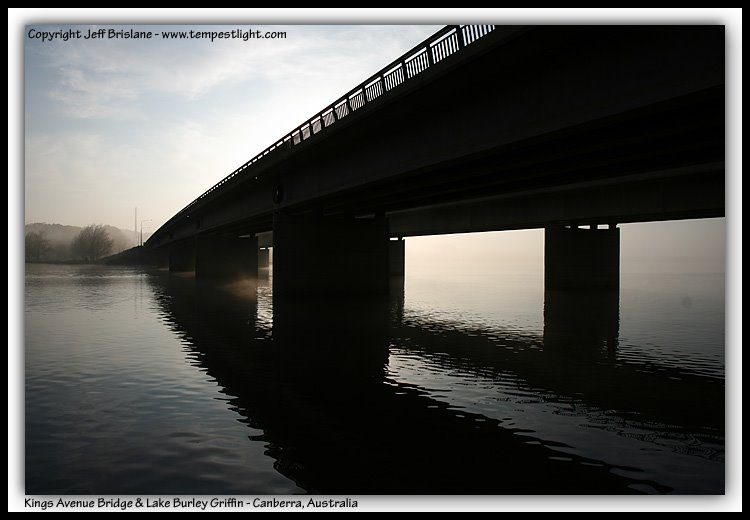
[144,272,727,494]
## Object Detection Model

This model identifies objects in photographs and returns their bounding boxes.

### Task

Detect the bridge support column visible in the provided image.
[389,238,405,276]
[169,241,196,273]
[545,225,619,290]
[156,249,170,270]
[544,289,619,359]
[258,247,270,270]
[195,235,258,279]
[273,213,389,297]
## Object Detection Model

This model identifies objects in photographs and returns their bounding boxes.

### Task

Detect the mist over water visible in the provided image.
[405,219,725,378]
[25,220,725,494]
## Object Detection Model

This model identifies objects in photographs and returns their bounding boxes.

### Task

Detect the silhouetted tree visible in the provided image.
[25,231,51,261]
[70,224,113,262]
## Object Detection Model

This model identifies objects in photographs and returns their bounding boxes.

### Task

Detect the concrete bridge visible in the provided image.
[146,25,724,296]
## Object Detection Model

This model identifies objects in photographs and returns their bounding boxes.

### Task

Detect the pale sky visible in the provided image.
[407,218,726,274]
[24,24,441,233]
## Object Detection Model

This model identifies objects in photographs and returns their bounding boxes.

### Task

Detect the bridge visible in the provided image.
[146,25,724,296]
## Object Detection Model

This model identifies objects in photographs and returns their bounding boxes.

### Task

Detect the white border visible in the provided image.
[8,8,742,512]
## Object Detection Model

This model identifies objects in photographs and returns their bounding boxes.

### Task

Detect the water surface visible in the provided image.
[25,260,724,494]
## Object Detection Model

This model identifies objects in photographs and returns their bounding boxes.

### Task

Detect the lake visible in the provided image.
[24,255,724,494]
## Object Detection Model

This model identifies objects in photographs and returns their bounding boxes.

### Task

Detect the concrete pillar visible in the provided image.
[543,289,619,359]
[195,234,258,279]
[169,241,195,273]
[273,297,389,384]
[389,238,405,276]
[273,212,389,297]
[156,248,170,270]
[258,247,270,270]
[545,226,619,290]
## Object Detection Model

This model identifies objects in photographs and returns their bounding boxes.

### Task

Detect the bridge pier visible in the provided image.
[258,247,270,270]
[545,225,620,291]
[273,213,389,297]
[273,296,390,383]
[156,249,170,270]
[543,289,619,359]
[195,234,258,279]
[169,241,196,273]
[389,238,405,276]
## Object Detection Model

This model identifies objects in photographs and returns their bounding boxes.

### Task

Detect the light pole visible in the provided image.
[140,219,152,247]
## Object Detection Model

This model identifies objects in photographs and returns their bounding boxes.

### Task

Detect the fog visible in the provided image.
[24,223,140,261]
[406,218,726,276]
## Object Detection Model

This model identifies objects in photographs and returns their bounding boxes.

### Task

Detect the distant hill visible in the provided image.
[24,223,151,261]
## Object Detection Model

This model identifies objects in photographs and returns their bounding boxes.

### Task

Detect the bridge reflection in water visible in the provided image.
[148,272,722,494]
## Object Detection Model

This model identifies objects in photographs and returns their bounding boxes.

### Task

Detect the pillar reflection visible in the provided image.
[543,289,619,360]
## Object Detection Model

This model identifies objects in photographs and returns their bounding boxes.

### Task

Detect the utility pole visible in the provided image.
[135,207,138,247]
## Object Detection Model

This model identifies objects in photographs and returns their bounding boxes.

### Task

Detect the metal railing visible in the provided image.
[171,25,496,220]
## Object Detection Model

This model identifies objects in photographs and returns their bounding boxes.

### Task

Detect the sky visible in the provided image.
[23,21,727,268]
[24,24,441,234]
[408,218,726,274]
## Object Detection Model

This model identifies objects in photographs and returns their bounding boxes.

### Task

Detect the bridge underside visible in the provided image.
[166,216,625,293]
[161,84,723,294]
[388,162,723,237]
[151,25,723,298]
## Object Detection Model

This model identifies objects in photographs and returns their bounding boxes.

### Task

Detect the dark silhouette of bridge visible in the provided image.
[146,25,724,296]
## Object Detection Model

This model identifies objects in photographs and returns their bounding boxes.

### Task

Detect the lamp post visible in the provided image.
[140,219,152,247]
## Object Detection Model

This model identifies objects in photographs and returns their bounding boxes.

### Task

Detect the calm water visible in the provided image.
[25,260,724,494]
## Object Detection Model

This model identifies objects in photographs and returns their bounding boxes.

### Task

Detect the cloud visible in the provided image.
[25,24,442,228]
[48,66,141,119]
[32,25,441,118]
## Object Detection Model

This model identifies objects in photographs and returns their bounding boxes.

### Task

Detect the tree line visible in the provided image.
[25,224,114,262]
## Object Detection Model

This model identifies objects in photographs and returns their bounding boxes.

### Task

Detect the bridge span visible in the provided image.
[146,24,724,296]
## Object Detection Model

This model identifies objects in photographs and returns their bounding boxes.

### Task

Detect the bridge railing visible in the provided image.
[174,25,496,219]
